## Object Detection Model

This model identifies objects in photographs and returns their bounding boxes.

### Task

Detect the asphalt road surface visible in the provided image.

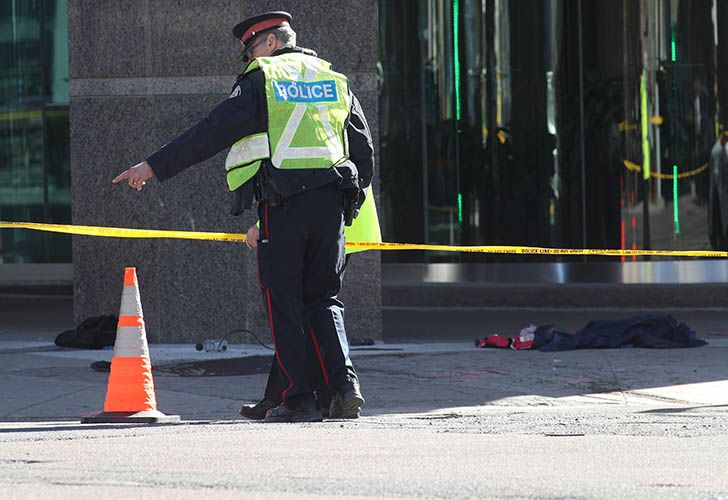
[1,408,727,500]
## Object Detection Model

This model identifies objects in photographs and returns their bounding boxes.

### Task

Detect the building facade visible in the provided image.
[2,0,728,341]
[2,0,380,343]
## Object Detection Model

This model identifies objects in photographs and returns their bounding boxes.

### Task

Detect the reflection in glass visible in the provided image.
[379,0,724,262]
[0,0,70,263]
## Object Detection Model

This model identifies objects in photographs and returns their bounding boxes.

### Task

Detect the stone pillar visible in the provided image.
[68,0,380,343]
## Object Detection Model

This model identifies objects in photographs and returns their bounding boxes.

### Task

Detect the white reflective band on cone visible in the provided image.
[120,285,143,316]
[113,325,151,358]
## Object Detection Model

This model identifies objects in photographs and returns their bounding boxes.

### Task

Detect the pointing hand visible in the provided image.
[113,161,154,191]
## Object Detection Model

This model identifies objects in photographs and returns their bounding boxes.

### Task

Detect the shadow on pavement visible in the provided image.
[350,343,728,416]
[640,404,728,414]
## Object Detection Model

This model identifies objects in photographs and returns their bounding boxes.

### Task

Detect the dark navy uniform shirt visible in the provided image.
[146,47,374,214]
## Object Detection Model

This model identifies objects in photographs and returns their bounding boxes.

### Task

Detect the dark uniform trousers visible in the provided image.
[262,349,332,411]
[260,253,353,411]
[257,182,357,409]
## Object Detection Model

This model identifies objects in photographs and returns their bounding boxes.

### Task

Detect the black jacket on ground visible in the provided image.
[533,314,706,351]
[146,47,374,214]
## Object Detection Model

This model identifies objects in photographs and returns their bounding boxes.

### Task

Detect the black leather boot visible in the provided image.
[329,379,365,419]
[239,398,278,420]
[264,399,323,423]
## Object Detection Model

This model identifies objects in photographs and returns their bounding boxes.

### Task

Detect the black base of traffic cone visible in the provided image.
[81,409,181,424]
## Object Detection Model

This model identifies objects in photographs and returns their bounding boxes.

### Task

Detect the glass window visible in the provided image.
[0,0,70,263]
[379,0,723,262]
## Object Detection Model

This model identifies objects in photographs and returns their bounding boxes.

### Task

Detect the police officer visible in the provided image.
[113,11,375,423]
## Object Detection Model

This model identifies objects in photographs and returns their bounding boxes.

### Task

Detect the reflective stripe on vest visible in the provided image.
[256,53,351,170]
[225,133,269,191]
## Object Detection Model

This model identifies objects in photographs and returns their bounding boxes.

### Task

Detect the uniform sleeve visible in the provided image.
[146,77,264,182]
[346,93,375,190]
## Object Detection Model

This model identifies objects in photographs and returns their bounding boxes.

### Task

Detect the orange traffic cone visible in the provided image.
[82,267,180,424]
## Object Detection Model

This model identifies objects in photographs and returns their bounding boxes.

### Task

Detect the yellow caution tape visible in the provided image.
[618,120,639,132]
[344,241,728,257]
[618,116,663,132]
[0,108,69,122]
[0,221,246,243]
[2,221,727,258]
[623,159,709,180]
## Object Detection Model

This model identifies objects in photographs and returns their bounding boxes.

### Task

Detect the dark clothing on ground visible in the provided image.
[533,314,706,351]
[475,314,706,351]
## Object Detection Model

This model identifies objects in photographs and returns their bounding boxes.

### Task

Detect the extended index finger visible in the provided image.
[112,170,130,184]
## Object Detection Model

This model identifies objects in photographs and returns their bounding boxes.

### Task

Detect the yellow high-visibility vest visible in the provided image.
[225,52,351,191]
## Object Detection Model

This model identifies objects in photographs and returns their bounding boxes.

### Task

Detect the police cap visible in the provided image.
[233,11,293,47]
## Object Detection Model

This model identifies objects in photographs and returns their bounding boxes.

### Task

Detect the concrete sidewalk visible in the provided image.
[2,294,728,420]
[2,333,728,422]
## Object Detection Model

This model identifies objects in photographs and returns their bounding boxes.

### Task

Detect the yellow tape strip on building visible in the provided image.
[623,159,709,180]
[1,221,727,258]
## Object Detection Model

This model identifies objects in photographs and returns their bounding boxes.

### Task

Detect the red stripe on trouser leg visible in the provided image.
[310,329,330,389]
[266,288,293,402]
[259,202,294,404]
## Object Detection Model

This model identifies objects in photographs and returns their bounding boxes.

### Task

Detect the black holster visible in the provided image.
[229,182,255,217]
[258,163,283,207]
[343,188,360,227]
